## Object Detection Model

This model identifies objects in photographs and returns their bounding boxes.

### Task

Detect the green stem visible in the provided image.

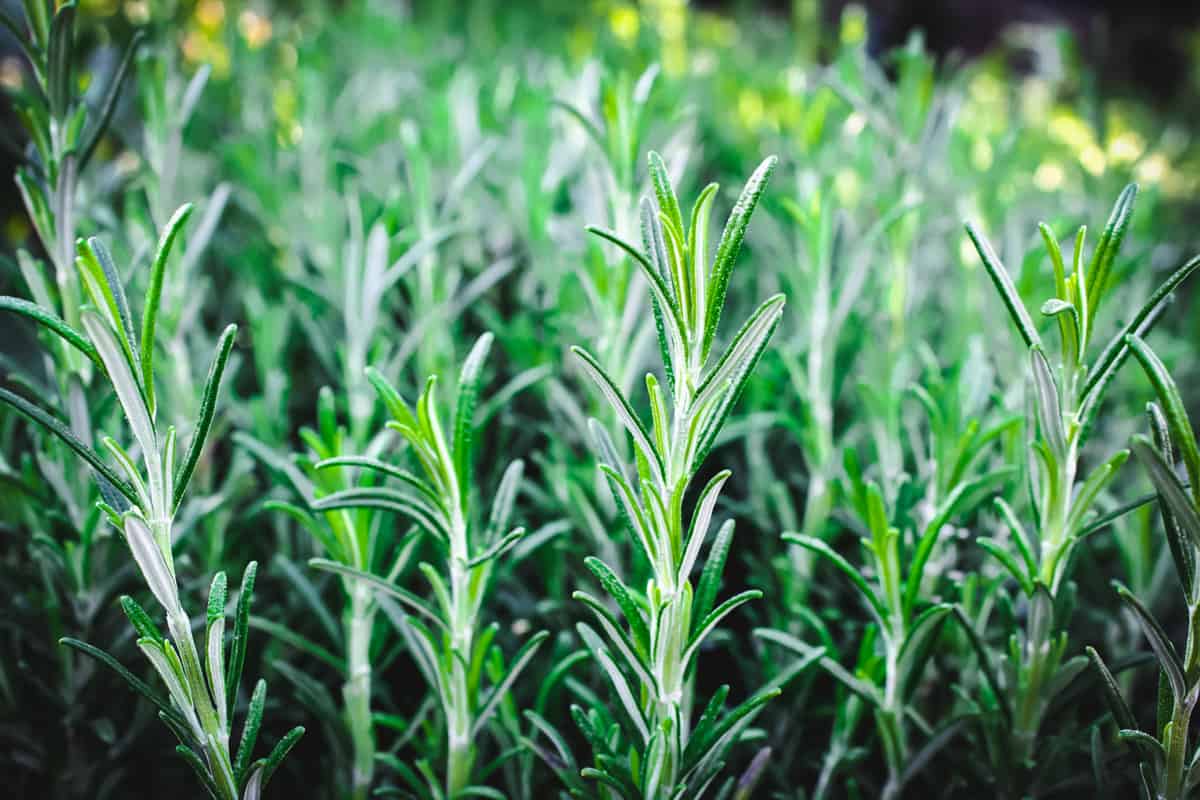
[1164,699,1192,800]
[344,584,375,800]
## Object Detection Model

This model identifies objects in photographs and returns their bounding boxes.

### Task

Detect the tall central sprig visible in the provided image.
[569,152,787,797]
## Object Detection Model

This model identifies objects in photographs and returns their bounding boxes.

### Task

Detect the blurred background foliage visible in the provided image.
[2,0,1199,797]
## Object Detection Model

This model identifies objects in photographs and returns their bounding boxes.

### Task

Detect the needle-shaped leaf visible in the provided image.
[453,332,493,503]
[1131,437,1200,552]
[785,532,888,629]
[60,636,185,727]
[0,387,137,504]
[225,561,257,721]
[1080,254,1200,419]
[964,221,1042,350]
[471,630,549,737]
[0,295,104,372]
[309,558,444,632]
[896,603,953,701]
[572,346,664,485]
[46,2,75,120]
[1128,335,1200,502]
[173,324,237,512]
[78,29,143,170]
[1084,183,1137,329]
[1146,403,1195,593]
[140,203,194,417]
[703,155,777,360]
[235,679,267,784]
[1030,347,1066,460]
[1115,582,1185,703]
[584,556,649,653]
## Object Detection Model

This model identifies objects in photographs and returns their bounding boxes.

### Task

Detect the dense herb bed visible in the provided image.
[2,2,1200,798]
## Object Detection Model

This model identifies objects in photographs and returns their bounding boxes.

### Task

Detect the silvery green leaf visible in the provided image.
[897,604,953,701]
[1030,347,1066,461]
[174,322,237,512]
[1084,183,1137,329]
[471,630,549,737]
[1128,334,1200,501]
[140,203,193,416]
[1115,583,1185,703]
[703,155,778,360]
[679,470,730,586]
[83,311,157,469]
[124,513,180,617]
[485,460,524,541]
[682,590,760,669]
[1131,437,1200,551]
[138,637,204,741]
[578,623,649,744]
[453,331,494,498]
[964,222,1041,350]
[1081,254,1200,420]
[0,295,104,371]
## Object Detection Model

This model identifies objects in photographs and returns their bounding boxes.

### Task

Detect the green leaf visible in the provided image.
[78,30,144,170]
[82,238,138,370]
[572,346,664,484]
[978,537,1034,597]
[311,486,448,542]
[140,203,194,417]
[120,594,165,644]
[0,295,104,372]
[1128,335,1200,503]
[256,725,305,789]
[647,151,685,246]
[0,387,138,505]
[1146,403,1195,593]
[173,324,237,512]
[366,365,418,431]
[1114,583,1184,703]
[60,637,184,727]
[47,1,75,120]
[309,558,444,632]
[225,561,257,721]
[1080,254,1200,419]
[471,630,549,737]
[683,589,760,668]
[175,745,220,800]
[584,556,649,653]
[248,615,344,672]
[235,679,267,784]
[694,520,735,627]
[896,603,952,701]
[1030,347,1066,460]
[1085,646,1140,733]
[964,221,1041,350]
[784,532,888,630]
[453,332,493,504]
[1084,183,1137,329]
[1131,437,1200,552]
[703,155,778,360]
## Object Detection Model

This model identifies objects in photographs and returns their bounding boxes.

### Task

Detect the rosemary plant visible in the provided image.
[0,213,302,797]
[963,186,1200,791]
[1089,335,1200,800]
[775,415,1012,798]
[526,151,811,798]
[307,332,548,797]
